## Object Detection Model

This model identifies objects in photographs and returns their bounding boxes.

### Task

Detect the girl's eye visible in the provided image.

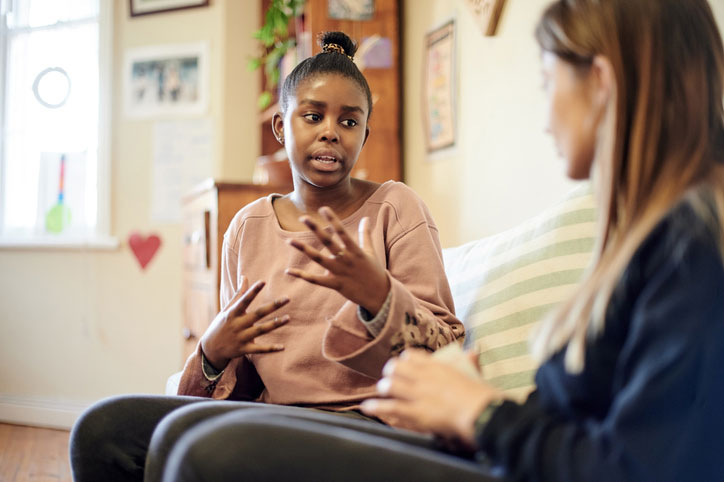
[341,119,357,127]
[303,113,321,122]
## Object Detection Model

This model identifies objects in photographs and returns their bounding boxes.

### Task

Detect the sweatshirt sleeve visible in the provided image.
[176,234,265,400]
[323,191,464,379]
[475,233,724,482]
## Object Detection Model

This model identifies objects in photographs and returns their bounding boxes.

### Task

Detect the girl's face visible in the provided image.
[541,51,599,180]
[274,74,369,189]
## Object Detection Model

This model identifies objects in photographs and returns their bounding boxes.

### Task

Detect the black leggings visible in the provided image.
[69,395,501,482]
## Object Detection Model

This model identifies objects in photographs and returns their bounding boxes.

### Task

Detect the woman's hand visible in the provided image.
[361,349,502,447]
[200,278,290,371]
[286,207,390,315]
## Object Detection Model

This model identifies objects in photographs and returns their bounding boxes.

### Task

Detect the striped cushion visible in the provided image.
[442,184,596,401]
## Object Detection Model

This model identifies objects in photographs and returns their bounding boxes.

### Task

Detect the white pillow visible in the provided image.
[443,184,596,401]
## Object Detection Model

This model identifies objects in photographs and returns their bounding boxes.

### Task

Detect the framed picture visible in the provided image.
[328,0,375,21]
[423,20,456,152]
[124,43,209,119]
[130,0,209,17]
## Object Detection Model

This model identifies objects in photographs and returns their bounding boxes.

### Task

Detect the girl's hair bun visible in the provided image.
[318,31,358,59]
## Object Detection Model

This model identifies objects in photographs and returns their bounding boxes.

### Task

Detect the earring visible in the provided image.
[277,136,284,144]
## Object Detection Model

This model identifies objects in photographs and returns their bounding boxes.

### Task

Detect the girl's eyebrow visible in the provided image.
[299,99,326,108]
[340,105,365,115]
[299,99,364,115]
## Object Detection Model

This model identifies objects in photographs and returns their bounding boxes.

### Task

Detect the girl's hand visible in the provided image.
[286,207,390,315]
[200,278,290,371]
[360,349,502,447]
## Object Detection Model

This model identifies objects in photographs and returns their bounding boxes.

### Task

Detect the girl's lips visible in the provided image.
[310,155,341,172]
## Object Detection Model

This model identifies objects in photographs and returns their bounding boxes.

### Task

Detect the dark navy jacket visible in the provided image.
[478,201,724,481]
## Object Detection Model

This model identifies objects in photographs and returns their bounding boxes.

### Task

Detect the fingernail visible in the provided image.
[360,400,377,412]
[280,315,290,322]
[376,378,391,395]
[382,359,396,377]
[274,344,284,350]
[276,296,289,305]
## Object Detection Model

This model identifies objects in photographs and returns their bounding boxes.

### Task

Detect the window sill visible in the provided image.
[0,234,119,250]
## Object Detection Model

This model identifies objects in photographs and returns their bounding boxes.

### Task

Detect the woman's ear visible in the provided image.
[590,55,614,108]
[272,112,285,145]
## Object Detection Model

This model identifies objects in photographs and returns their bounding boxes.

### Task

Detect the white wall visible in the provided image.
[0,0,260,429]
[404,0,724,247]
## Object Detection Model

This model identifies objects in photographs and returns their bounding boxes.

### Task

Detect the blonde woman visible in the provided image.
[362,0,724,480]
[158,0,724,480]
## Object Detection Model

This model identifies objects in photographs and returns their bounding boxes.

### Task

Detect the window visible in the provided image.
[0,0,114,247]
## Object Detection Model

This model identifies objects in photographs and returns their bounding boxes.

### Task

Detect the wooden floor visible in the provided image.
[0,423,72,482]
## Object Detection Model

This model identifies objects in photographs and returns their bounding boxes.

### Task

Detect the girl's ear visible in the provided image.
[590,55,614,108]
[272,111,285,145]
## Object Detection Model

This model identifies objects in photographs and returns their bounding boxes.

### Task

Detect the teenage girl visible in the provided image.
[70,31,463,482]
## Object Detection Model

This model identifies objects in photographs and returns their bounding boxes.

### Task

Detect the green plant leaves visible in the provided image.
[249,0,304,109]
[258,91,273,110]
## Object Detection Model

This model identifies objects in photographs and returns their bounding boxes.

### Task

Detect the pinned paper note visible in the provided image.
[128,232,162,270]
[151,119,212,223]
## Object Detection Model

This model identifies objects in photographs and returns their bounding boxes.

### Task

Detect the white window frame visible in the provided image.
[0,0,117,250]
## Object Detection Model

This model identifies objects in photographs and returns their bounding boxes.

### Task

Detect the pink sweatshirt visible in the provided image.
[178,181,463,409]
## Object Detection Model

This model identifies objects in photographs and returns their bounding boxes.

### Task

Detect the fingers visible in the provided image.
[358,217,374,254]
[360,398,417,426]
[299,215,345,257]
[466,350,483,374]
[239,275,248,294]
[236,296,290,328]
[285,268,340,290]
[288,239,336,269]
[386,349,434,378]
[241,342,286,354]
[319,207,363,257]
[238,315,290,342]
[227,280,266,315]
[375,350,436,398]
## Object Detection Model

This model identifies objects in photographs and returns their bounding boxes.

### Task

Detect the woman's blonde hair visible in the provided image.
[532,0,724,372]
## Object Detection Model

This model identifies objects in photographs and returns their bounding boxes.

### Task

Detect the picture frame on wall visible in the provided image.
[328,0,375,21]
[423,20,456,153]
[129,0,210,17]
[124,43,209,119]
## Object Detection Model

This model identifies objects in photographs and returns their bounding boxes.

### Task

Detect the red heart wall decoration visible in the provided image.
[128,232,162,270]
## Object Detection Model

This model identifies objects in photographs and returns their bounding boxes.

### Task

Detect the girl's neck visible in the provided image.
[289,177,363,217]
[272,177,381,232]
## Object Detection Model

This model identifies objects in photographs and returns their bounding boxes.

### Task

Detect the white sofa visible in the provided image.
[167,185,596,397]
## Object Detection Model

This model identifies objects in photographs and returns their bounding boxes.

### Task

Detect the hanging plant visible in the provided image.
[248,0,305,109]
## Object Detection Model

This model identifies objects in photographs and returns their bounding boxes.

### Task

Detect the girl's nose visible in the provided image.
[318,119,339,142]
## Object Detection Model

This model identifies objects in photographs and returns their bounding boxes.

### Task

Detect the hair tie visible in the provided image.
[322,43,353,60]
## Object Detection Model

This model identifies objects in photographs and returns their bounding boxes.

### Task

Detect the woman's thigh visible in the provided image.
[145,400,355,481]
[162,409,501,482]
[69,394,206,482]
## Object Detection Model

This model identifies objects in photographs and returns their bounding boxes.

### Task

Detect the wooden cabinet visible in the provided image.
[181,180,291,361]
[259,0,401,183]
